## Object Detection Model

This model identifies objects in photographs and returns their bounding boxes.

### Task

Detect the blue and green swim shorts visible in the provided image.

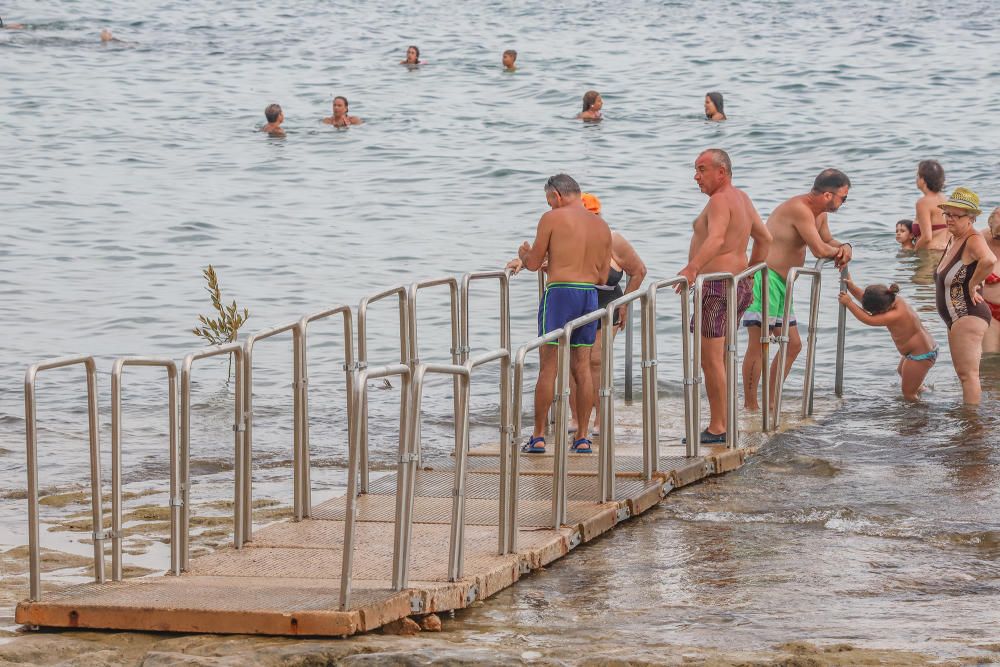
[538,282,598,346]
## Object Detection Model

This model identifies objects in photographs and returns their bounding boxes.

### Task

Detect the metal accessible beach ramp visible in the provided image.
[15,261,846,636]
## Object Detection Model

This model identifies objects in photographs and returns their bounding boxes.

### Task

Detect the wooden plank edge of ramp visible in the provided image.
[14,445,754,637]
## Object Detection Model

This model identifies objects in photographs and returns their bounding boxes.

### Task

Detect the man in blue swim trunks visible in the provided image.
[517,174,611,454]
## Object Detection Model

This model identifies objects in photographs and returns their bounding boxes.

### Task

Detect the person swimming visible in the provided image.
[322,96,363,127]
[839,277,937,400]
[261,103,285,137]
[705,91,726,121]
[502,49,517,71]
[1,16,26,29]
[577,90,602,121]
[895,219,916,251]
[400,45,421,66]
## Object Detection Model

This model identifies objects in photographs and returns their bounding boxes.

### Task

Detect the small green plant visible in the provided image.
[192,265,250,381]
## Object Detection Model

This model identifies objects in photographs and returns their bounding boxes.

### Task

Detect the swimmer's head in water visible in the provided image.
[265,103,282,123]
[582,90,602,113]
[705,91,724,117]
[333,96,349,114]
[861,283,899,315]
[502,49,517,68]
[581,193,601,214]
[895,219,914,245]
[917,159,945,193]
[811,168,851,212]
[406,45,420,63]
[100,28,113,42]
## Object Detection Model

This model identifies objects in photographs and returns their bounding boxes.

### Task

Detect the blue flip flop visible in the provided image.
[571,437,593,454]
[521,436,546,454]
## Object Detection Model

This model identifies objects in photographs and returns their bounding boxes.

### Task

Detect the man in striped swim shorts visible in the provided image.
[677,149,771,444]
[517,174,611,454]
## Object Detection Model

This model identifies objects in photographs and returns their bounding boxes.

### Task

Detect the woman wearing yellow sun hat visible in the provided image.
[934,186,997,404]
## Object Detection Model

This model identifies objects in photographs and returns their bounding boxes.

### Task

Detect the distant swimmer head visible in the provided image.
[581,192,601,214]
[265,103,283,124]
[582,90,602,113]
[705,92,725,120]
[333,96,349,115]
[811,168,851,212]
[100,28,113,42]
[916,160,945,193]
[544,173,581,209]
[861,283,899,315]
[404,45,420,64]
[502,49,517,69]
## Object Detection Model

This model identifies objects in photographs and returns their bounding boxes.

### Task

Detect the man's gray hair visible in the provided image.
[544,173,581,196]
[700,148,732,175]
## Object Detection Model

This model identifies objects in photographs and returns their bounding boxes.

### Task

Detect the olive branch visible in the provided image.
[192,265,250,381]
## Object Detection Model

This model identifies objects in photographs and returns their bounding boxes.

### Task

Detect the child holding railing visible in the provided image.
[839,274,937,400]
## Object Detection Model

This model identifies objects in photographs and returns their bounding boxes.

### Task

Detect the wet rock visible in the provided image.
[381,617,420,636]
[417,613,441,632]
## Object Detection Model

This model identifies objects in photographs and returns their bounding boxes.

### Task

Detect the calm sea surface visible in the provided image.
[1,0,999,660]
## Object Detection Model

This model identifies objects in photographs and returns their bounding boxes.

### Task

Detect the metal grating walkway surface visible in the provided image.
[15,441,749,637]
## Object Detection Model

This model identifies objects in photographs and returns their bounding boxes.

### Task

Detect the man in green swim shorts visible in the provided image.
[741,169,854,411]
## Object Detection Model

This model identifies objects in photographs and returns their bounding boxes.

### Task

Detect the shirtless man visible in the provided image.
[677,149,771,443]
[261,104,285,137]
[741,169,853,411]
[322,96,363,127]
[518,174,611,454]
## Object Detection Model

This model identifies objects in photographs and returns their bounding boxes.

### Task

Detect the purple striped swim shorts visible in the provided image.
[690,276,754,338]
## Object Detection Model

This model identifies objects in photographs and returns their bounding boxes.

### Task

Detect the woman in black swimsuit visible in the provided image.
[934,187,997,405]
[573,194,646,435]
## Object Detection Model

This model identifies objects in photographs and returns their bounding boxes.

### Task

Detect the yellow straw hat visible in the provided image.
[581,192,602,214]
[937,186,982,215]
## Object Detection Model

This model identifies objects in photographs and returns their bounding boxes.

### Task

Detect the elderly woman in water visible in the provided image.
[934,187,997,404]
[577,90,603,121]
[704,91,726,121]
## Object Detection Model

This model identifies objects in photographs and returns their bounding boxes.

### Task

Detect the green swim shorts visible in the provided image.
[741,269,797,329]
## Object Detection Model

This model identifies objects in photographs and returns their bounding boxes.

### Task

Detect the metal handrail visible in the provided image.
[407,277,461,465]
[771,264,818,427]
[180,343,245,570]
[340,362,410,611]
[732,264,770,434]
[508,327,565,551]
[110,357,179,580]
[643,277,693,461]
[24,355,103,601]
[297,305,355,519]
[357,285,410,493]
[243,320,301,538]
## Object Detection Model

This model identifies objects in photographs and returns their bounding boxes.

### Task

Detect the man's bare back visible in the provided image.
[521,199,610,284]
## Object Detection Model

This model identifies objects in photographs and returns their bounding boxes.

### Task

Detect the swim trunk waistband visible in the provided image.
[538,283,598,347]
[904,345,939,363]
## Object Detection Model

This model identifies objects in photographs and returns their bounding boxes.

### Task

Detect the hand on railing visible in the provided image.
[505,257,547,275]
[833,242,853,269]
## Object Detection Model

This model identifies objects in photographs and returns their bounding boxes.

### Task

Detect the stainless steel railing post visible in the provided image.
[772,267,821,429]
[802,271,823,418]
[508,329,564,550]
[110,358,179,580]
[243,322,301,531]
[24,356,104,601]
[760,267,772,433]
[297,305,355,519]
[180,343,245,570]
[730,264,768,442]
[597,307,615,502]
[624,302,634,402]
[643,278,692,464]
[358,286,410,493]
[834,267,848,398]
